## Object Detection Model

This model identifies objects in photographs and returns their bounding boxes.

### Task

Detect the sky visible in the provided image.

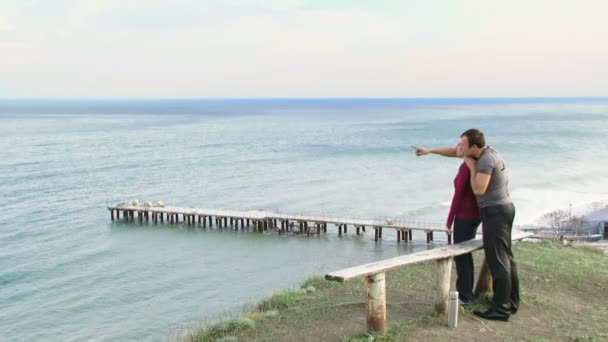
[1,0,607,98]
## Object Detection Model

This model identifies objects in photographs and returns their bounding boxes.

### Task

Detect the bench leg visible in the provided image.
[474,257,493,297]
[435,257,453,314]
[366,272,387,333]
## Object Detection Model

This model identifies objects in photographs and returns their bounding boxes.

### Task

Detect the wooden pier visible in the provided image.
[107,201,451,244]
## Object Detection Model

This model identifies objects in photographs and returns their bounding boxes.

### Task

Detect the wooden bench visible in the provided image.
[325,229,533,332]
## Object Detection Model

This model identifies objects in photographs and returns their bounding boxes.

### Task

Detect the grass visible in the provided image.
[185,241,608,341]
[190,318,255,342]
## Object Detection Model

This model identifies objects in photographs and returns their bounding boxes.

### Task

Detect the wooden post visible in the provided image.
[366,272,387,333]
[139,211,143,222]
[430,231,434,241]
[378,228,382,239]
[397,230,401,242]
[356,226,360,235]
[435,257,453,314]
[224,217,228,227]
[111,209,114,221]
[426,232,430,243]
[161,212,164,223]
[474,258,493,297]
[339,225,342,236]
[344,225,347,233]
[408,230,412,241]
[374,228,379,242]
[241,218,245,229]
[154,212,158,224]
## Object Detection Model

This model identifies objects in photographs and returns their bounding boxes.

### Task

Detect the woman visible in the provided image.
[446,142,482,304]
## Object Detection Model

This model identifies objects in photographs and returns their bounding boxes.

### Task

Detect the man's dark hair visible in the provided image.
[460,129,486,148]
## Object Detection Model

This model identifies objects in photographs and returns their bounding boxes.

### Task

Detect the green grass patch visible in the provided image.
[186,242,608,341]
[189,318,255,342]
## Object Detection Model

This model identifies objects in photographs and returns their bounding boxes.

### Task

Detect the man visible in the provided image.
[414,128,518,322]
[414,142,481,305]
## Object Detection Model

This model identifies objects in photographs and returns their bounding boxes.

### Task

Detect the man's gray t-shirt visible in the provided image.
[476,146,512,208]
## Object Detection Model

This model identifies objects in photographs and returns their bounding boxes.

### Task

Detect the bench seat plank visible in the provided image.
[326,229,532,282]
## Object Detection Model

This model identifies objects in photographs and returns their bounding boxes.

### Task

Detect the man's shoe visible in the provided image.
[511,306,518,315]
[473,308,510,322]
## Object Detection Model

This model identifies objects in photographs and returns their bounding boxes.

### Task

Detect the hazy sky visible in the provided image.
[1,0,607,98]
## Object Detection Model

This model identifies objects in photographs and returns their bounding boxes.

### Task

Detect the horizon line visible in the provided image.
[1,96,608,101]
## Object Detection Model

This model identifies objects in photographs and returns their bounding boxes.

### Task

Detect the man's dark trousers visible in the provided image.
[453,216,481,303]
[481,203,519,313]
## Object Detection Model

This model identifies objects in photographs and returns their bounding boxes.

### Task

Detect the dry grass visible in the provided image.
[186,241,608,341]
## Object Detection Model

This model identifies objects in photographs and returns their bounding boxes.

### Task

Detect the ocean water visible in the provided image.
[1,98,607,341]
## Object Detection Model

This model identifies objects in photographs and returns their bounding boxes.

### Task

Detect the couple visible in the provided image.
[415,128,519,322]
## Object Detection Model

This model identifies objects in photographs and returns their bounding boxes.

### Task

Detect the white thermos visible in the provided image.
[448,290,459,328]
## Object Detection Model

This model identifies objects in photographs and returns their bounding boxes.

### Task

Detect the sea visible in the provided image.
[1,98,607,340]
